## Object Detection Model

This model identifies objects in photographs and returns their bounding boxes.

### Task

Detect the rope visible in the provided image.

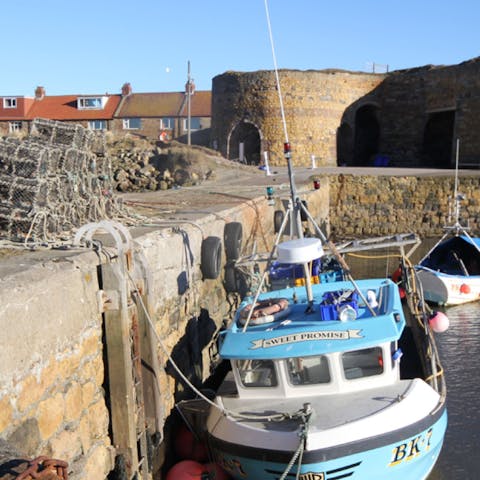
[278,405,311,480]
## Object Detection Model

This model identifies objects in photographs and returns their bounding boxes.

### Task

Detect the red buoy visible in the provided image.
[166,460,205,480]
[174,424,208,462]
[460,283,471,294]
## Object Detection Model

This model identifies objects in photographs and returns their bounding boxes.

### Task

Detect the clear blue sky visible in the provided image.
[2,0,478,96]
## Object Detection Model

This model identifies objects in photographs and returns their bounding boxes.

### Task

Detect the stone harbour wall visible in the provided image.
[327,174,480,239]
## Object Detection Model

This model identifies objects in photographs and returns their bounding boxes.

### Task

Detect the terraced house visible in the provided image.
[0,83,212,145]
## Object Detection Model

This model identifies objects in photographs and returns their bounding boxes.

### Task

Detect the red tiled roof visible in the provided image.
[25,94,122,120]
[116,90,211,118]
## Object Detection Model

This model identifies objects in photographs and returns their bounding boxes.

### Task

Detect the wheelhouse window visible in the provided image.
[342,347,384,380]
[235,359,278,387]
[182,117,201,131]
[123,118,141,130]
[3,98,17,109]
[88,120,106,131]
[161,117,175,129]
[286,355,331,385]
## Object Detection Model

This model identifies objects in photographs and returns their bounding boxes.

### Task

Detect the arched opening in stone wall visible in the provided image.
[422,111,455,168]
[337,123,353,166]
[228,121,261,165]
[353,105,380,166]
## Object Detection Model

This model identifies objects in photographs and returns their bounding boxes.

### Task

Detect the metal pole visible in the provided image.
[187,61,191,146]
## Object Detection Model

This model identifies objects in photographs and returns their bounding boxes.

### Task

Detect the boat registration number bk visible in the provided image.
[389,427,433,466]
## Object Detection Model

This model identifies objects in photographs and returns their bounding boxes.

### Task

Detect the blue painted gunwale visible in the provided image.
[219,278,405,360]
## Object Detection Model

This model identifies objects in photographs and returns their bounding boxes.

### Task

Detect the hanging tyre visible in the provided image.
[224,261,238,293]
[224,222,243,260]
[274,210,284,233]
[201,236,222,279]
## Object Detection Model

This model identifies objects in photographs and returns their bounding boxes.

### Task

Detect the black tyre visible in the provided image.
[224,222,243,260]
[224,261,238,293]
[274,210,284,233]
[201,236,222,279]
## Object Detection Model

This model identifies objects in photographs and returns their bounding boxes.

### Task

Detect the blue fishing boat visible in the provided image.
[176,3,446,477]
[201,221,447,480]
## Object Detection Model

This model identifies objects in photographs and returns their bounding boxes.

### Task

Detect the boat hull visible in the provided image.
[209,408,447,480]
[416,267,480,305]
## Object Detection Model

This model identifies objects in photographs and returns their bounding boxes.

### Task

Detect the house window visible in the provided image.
[123,118,141,130]
[161,117,175,129]
[3,98,17,109]
[182,117,201,131]
[78,97,106,110]
[88,120,106,131]
[9,121,22,132]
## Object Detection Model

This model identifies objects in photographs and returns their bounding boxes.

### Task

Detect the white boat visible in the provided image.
[416,139,480,306]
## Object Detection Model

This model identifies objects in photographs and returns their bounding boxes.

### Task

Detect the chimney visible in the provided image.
[121,83,132,96]
[34,86,45,100]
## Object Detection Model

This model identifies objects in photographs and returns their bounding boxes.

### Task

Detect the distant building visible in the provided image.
[0,83,212,146]
[112,83,211,144]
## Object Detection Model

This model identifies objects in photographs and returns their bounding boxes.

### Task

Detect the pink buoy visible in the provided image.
[460,283,471,294]
[166,460,205,480]
[174,424,208,462]
[429,311,450,333]
[204,462,232,480]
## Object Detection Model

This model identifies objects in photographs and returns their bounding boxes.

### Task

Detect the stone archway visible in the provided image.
[228,121,261,165]
[353,105,380,166]
[337,122,353,166]
[423,111,455,168]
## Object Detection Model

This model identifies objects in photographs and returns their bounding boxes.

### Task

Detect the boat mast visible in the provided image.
[453,138,461,233]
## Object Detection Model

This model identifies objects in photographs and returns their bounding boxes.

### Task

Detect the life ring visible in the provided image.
[238,298,290,325]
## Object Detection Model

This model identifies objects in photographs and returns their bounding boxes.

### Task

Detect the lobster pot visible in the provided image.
[31,118,94,150]
[0,119,121,241]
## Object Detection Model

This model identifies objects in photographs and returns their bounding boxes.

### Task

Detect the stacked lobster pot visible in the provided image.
[0,118,120,242]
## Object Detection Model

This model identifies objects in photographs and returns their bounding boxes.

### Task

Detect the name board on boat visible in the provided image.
[250,330,363,349]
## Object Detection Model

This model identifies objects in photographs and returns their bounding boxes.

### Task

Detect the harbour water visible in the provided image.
[428,301,480,479]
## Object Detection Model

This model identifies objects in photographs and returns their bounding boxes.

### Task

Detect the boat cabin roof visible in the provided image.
[219,278,405,360]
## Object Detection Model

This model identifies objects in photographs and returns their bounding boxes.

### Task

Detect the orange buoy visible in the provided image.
[166,460,205,480]
[429,311,450,333]
[460,283,471,294]
[174,424,208,462]
[204,462,232,480]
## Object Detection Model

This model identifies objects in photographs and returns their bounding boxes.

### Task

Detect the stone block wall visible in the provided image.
[327,174,480,239]
[212,58,480,169]
[211,70,384,167]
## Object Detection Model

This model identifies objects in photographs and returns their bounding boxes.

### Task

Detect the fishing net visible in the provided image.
[0,118,123,243]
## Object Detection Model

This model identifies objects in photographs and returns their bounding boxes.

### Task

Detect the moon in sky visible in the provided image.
[165,67,171,73]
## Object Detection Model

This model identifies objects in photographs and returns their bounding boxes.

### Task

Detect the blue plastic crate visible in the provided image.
[319,290,358,321]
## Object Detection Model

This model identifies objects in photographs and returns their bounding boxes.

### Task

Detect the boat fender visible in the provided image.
[166,460,205,480]
[429,311,450,333]
[239,298,290,325]
[460,283,471,294]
